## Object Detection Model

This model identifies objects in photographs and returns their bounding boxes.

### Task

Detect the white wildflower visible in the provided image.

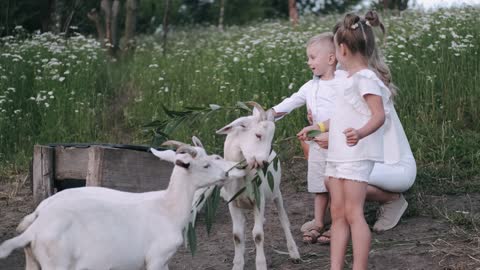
[209,104,221,110]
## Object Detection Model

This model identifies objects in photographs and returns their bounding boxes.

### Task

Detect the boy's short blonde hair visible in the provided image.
[306,32,335,53]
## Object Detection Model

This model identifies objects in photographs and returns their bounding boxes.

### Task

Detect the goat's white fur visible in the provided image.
[216,103,300,270]
[0,139,245,270]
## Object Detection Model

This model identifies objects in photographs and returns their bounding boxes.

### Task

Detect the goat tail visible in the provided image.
[16,212,38,233]
[0,231,32,259]
[0,212,39,259]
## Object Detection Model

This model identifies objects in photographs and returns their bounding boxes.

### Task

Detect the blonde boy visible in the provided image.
[272,33,340,243]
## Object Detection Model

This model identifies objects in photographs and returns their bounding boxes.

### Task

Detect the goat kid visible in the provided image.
[216,102,300,270]
[0,140,245,270]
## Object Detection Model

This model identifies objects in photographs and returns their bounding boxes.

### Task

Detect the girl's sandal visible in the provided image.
[302,226,324,244]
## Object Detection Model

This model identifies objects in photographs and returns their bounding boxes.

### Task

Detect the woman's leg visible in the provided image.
[368,158,416,193]
[368,161,414,231]
[343,180,370,270]
[366,185,399,203]
[325,177,349,270]
[367,185,407,232]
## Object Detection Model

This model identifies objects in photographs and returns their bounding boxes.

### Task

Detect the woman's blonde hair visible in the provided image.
[333,11,397,97]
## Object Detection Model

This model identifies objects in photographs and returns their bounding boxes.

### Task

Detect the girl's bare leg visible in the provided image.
[344,180,370,270]
[325,177,349,270]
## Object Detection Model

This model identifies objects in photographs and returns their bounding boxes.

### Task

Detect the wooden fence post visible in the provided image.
[86,146,104,186]
[33,145,54,206]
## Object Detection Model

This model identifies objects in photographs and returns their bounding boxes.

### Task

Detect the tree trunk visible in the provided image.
[62,0,81,35]
[124,0,138,52]
[87,8,105,46]
[4,0,10,35]
[162,0,170,55]
[101,0,113,46]
[111,0,120,50]
[40,0,54,32]
[288,0,298,27]
[52,0,62,34]
[218,0,225,32]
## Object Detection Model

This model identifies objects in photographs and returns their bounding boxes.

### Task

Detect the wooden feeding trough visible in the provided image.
[32,144,173,206]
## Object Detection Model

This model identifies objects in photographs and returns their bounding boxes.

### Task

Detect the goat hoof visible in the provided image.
[290,257,301,264]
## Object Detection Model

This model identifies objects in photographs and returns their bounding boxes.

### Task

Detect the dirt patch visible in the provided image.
[0,160,479,270]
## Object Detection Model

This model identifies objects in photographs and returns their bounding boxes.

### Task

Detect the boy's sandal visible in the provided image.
[302,226,325,244]
[317,230,331,245]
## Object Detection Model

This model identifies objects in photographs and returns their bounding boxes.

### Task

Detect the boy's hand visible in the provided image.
[343,128,361,146]
[297,125,319,141]
[313,132,329,149]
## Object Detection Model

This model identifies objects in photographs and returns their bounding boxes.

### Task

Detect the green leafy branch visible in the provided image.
[144,101,252,147]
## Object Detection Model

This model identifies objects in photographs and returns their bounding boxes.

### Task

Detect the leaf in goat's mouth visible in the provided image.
[227,159,248,172]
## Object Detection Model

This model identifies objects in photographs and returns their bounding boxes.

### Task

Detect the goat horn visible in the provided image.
[161,140,188,149]
[245,101,266,121]
[176,146,198,158]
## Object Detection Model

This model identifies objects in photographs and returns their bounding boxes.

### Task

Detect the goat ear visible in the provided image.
[216,117,247,135]
[175,159,190,169]
[175,153,193,169]
[216,124,233,135]
[266,109,275,122]
[150,148,176,163]
[192,136,204,149]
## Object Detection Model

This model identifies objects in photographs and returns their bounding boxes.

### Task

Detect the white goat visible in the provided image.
[0,139,245,270]
[216,102,300,270]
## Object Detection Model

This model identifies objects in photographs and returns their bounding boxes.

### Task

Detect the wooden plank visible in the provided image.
[33,145,54,205]
[54,146,89,180]
[94,147,173,192]
[86,146,105,187]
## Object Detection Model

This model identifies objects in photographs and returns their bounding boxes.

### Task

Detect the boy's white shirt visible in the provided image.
[273,75,340,124]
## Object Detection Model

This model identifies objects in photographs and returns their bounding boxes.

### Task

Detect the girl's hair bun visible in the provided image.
[343,13,361,30]
[365,10,380,27]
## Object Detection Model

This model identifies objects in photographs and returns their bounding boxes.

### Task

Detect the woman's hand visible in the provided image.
[296,125,319,141]
[313,132,329,149]
[343,128,361,146]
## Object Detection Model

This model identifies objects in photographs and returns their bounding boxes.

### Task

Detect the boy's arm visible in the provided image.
[272,86,307,120]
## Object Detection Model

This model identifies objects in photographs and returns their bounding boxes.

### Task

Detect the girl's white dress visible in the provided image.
[326,69,392,182]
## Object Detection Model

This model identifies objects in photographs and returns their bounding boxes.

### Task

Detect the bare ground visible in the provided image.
[0,159,479,270]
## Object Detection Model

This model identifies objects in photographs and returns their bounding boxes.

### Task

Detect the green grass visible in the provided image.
[0,8,479,196]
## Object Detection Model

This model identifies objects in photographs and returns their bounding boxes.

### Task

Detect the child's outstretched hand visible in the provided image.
[297,125,319,141]
[343,128,360,146]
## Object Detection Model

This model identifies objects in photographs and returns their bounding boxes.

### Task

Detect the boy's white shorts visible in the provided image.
[307,143,328,193]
